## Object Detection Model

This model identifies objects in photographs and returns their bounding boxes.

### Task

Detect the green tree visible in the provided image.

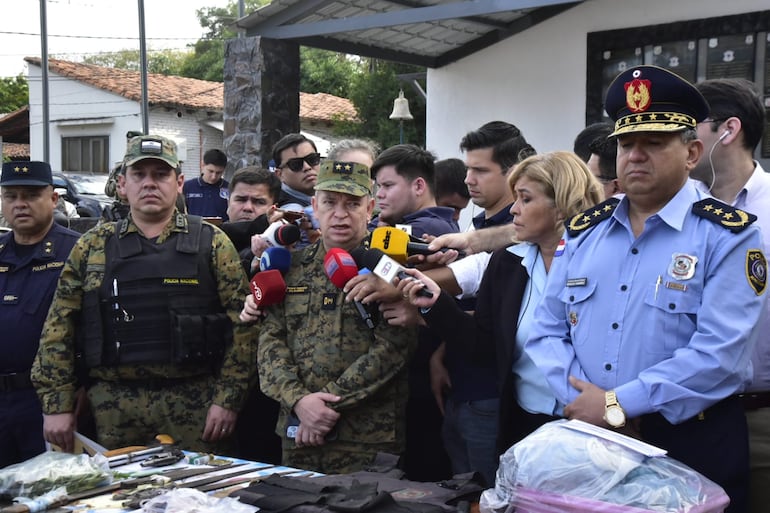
[83,49,190,75]
[187,1,428,147]
[336,59,426,148]
[300,48,359,98]
[180,1,265,82]
[0,74,29,113]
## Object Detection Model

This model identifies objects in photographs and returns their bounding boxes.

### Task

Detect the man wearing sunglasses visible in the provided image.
[272,133,322,212]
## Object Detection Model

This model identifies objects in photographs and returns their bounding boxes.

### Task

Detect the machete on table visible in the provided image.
[0,463,248,513]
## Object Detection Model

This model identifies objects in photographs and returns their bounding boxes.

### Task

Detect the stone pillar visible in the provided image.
[223,36,300,176]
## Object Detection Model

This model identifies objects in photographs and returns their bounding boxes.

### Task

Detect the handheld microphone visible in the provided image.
[259,246,292,274]
[323,248,375,329]
[261,221,301,247]
[249,270,287,309]
[219,214,270,250]
[370,226,464,263]
[353,247,434,299]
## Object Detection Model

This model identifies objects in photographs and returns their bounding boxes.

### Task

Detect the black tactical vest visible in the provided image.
[78,216,231,369]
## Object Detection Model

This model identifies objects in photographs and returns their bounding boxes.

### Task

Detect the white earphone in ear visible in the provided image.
[718,130,731,141]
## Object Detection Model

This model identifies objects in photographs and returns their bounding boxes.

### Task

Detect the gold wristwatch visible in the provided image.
[604,390,626,428]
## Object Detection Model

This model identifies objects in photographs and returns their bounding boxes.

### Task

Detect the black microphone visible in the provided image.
[353,248,434,299]
[219,214,270,251]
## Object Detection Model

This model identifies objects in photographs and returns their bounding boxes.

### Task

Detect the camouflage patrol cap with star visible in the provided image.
[605,65,709,137]
[315,160,372,197]
[122,134,180,172]
[0,160,53,187]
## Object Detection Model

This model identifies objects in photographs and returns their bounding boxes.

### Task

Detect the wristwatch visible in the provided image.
[603,390,626,428]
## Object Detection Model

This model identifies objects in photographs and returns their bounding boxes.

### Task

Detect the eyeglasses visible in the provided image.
[700,117,728,126]
[280,152,321,172]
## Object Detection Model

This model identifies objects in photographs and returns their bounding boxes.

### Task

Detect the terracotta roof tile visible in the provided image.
[300,92,357,122]
[2,142,30,159]
[24,57,356,122]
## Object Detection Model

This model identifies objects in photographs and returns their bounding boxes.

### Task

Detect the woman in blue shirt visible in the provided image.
[397,151,603,469]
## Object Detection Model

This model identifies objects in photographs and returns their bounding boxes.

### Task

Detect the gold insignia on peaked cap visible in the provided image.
[746,249,767,296]
[692,199,756,233]
[315,160,372,197]
[0,161,53,187]
[122,135,180,171]
[604,65,709,137]
[565,198,619,237]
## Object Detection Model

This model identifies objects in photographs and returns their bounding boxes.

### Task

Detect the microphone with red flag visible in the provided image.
[249,270,287,310]
[323,248,375,329]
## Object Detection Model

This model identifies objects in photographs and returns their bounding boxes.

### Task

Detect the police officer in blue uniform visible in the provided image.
[0,161,80,467]
[526,66,767,513]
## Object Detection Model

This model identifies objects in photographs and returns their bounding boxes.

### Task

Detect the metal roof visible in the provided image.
[237,0,584,68]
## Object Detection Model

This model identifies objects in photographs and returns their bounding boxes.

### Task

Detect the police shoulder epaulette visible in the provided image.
[565,197,620,237]
[692,199,757,233]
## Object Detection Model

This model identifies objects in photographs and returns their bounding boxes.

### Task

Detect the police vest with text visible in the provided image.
[77,216,231,370]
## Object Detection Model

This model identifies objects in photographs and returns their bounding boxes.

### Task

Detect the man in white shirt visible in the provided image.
[692,78,770,513]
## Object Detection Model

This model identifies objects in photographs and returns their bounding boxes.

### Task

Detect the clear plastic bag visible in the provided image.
[141,487,255,513]
[480,420,729,513]
[0,451,112,499]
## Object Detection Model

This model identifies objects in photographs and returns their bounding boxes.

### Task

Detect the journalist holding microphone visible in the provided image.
[394,152,603,477]
[246,160,417,474]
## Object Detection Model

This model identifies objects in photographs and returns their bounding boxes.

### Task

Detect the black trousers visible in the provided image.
[641,396,748,513]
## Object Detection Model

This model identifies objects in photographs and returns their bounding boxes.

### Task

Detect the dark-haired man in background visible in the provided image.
[183,148,230,220]
[692,77,770,513]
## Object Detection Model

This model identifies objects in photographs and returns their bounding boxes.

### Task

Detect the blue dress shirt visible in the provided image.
[526,180,766,423]
[508,242,558,415]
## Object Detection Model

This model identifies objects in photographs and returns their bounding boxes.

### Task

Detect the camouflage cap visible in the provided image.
[315,160,371,197]
[0,160,53,187]
[122,135,179,170]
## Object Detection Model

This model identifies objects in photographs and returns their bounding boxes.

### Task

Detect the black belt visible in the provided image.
[642,395,739,427]
[0,371,33,392]
[737,392,770,411]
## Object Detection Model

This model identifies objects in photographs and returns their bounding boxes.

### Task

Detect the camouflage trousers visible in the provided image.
[283,440,403,475]
[88,378,234,455]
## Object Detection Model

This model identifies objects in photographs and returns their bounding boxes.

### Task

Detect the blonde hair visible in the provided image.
[508,151,604,235]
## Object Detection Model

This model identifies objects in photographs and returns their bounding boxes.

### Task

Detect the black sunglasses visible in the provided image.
[281,152,321,172]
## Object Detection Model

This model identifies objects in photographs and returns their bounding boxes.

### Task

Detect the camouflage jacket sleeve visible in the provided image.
[31,231,96,414]
[209,226,256,412]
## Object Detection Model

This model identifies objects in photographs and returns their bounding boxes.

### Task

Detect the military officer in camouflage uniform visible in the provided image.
[257,160,417,474]
[32,135,254,454]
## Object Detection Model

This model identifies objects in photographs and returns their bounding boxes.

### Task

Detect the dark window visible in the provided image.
[586,10,770,157]
[62,136,109,173]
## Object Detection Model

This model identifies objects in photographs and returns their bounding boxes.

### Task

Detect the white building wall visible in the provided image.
[28,66,140,172]
[426,0,769,161]
[27,66,224,176]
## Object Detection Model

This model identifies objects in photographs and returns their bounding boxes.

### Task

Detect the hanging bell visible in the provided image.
[389,90,414,121]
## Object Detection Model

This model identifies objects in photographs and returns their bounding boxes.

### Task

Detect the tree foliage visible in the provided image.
[0,74,29,113]
[180,0,265,82]
[336,59,426,149]
[299,48,359,98]
[83,49,190,75]
[74,0,428,148]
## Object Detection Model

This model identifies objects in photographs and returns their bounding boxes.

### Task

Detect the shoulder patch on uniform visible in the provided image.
[565,197,620,237]
[692,199,757,233]
[746,249,767,295]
